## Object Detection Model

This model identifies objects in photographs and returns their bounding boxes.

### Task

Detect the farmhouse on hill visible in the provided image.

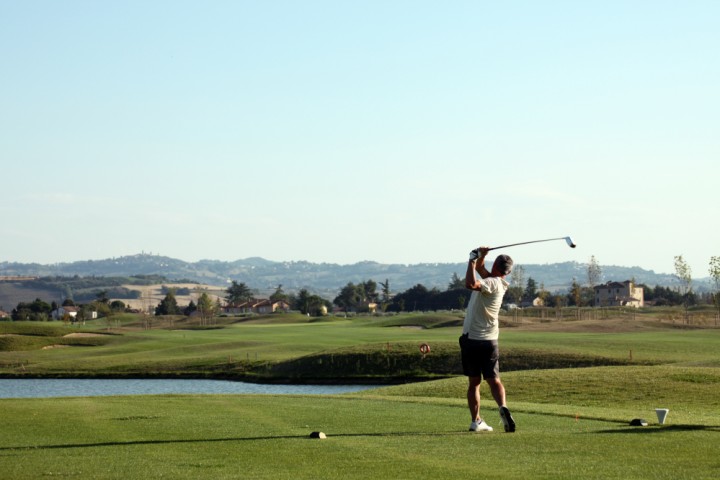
[50,305,100,321]
[221,298,290,315]
[51,306,79,320]
[594,280,644,308]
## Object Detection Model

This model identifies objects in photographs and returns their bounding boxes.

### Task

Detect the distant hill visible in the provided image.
[0,253,701,304]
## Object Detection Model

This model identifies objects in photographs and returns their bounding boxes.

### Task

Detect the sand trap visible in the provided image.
[63,333,107,338]
[42,345,70,350]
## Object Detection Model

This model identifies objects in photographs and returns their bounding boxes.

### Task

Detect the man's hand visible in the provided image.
[470,247,490,261]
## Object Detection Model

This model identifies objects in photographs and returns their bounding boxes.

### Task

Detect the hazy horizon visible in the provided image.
[0,250,696,277]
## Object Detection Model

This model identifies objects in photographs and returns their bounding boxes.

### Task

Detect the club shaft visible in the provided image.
[488,237,568,251]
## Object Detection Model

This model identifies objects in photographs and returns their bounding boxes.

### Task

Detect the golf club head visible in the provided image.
[565,237,577,248]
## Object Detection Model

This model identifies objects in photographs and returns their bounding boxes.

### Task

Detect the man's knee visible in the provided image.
[485,376,502,387]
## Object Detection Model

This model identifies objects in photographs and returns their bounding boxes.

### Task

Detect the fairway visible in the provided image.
[1,314,719,478]
[1,381,718,480]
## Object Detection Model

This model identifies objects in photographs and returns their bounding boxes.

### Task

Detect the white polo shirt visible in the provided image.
[462,276,509,341]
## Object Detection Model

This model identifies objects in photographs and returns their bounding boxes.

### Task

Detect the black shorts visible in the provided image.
[459,334,500,379]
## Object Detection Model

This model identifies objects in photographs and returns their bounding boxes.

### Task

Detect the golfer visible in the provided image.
[459,246,516,432]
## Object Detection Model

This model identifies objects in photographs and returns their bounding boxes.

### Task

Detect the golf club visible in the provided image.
[487,236,576,251]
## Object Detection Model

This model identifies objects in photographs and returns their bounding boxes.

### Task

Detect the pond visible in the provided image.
[0,379,380,399]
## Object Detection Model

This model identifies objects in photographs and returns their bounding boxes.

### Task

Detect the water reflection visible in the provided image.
[0,379,378,398]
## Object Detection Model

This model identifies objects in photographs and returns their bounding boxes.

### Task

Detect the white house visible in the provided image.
[51,306,98,320]
[51,306,79,320]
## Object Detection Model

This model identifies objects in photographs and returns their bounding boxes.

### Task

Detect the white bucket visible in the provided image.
[655,408,669,425]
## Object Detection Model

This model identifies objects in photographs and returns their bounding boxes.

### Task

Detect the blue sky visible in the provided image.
[1,1,718,276]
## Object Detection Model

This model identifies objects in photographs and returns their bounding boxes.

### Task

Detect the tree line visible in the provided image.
[5,254,720,320]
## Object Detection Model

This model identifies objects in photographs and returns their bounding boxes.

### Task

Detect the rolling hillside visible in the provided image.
[0,253,696,310]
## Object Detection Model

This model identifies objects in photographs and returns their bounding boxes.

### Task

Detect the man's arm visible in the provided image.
[466,247,490,290]
[475,247,491,279]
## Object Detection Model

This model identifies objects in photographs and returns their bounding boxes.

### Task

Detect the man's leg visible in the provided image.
[486,376,516,432]
[467,376,483,421]
[485,376,506,407]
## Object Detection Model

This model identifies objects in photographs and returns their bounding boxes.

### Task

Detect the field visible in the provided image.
[1,312,719,479]
[112,283,227,312]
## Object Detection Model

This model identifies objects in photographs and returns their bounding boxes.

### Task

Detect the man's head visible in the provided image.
[492,254,513,276]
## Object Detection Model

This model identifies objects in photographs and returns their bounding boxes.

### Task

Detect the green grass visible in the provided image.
[2,373,718,479]
[3,315,719,378]
[1,314,719,478]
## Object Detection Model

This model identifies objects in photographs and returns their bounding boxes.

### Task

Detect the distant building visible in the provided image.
[50,306,98,321]
[51,306,79,320]
[221,298,290,315]
[594,281,644,308]
[0,310,9,319]
[518,297,545,308]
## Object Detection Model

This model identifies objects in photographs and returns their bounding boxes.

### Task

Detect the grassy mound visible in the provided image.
[262,342,641,382]
[0,334,116,352]
[0,322,118,352]
[0,322,76,337]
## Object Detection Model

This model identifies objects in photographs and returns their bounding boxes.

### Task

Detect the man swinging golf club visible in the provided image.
[460,246,516,433]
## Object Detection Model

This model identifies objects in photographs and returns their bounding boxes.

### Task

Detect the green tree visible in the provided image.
[92,301,111,319]
[293,289,329,316]
[457,294,467,310]
[269,284,289,304]
[378,279,392,311]
[197,292,216,325]
[294,289,311,314]
[393,284,430,312]
[523,278,538,304]
[109,300,126,313]
[155,289,180,316]
[77,304,93,324]
[12,298,52,321]
[225,281,253,306]
[448,272,464,290]
[361,280,378,303]
[334,282,363,312]
[184,300,198,316]
[95,290,110,304]
[11,305,32,321]
[380,279,391,302]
